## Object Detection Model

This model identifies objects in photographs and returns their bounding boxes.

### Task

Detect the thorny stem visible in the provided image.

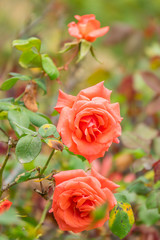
[39,149,55,177]
[0,128,9,138]
[14,92,25,103]
[1,149,55,194]
[58,47,79,71]
[0,138,12,198]
[34,200,52,232]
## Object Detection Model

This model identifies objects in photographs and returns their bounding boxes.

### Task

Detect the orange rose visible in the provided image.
[0,199,12,214]
[55,82,122,162]
[68,14,109,42]
[50,168,119,233]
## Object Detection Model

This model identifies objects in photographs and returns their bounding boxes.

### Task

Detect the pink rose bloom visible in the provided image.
[50,168,119,233]
[55,82,122,162]
[68,14,109,42]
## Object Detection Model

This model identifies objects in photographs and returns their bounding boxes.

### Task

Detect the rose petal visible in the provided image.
[54,89,76,113]
[54,169,87,186]
[56,108,74,148]
[103,188,117,210]
[87,26,110,38]
[78,81,112,101]
[90,168,120,191]
[68,22,82,39]
[75,14,96,23]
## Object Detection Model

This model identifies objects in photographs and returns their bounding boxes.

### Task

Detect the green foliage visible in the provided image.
[0,101,16,111]
[14,122,38,136]
[8,109,30,136]
[16,135,42,163]
[9,72,32,81]
[92,202,108,222]
[127,176,151,195]
[0,208,20,225]
[41,54,59,80]
[15,170,37,183]
[146,190,160,212]
[38,123,59,138]
[0,77,18,90]
[77,40,91,63]
[138,205,160,225]
[19,48,42,68]
[34,78,47,94]
[24,108,49,127]
[66,148,87,162]
[109,193,134,239]
[59,41,78,53]
[13,37,41,52]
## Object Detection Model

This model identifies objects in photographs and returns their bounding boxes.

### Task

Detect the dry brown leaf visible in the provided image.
[23,81,38,112]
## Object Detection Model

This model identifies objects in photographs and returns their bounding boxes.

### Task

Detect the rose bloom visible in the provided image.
[68,14,109,42]
[0,199,12,214]
[50,168,119,233]
[55,82,122,162]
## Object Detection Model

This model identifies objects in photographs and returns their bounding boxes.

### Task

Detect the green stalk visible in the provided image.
[0,144,11,198]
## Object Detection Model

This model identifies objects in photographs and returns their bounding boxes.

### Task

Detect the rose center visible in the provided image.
[72,195,95,218]
[79,115,103,142]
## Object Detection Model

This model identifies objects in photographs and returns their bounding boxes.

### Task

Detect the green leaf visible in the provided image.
[0,208,20,225]
[109,199,134,239]
[16,135,42,163]
[15,170,37,183]
[0,102,16,111]
[41,54,59,80]
[34,78,47,94]
[0,97,14,102]
[59,41,78,53]
[9,72,32,81]
[8,109,30,136]
[0,111,8,120]
[92,202,108,222]
[138,205,160,225]
[13,122,38,136]
[77,40,91,63]
[28,37,41,51]
[15,172,32,183]
[38,124,59,138]
[36,112,52,124]
[66,148,87,162]
[24,108,49,127]
[90,46,101,63]
[0,77,18,90]
[51,109,59,116]
[114,193,128,203]
[19,49,41,69]
[146,190,160,211]
[13,37,41,52]
[127,176,151,195]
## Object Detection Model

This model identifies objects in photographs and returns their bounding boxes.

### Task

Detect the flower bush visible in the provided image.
[0,3,159,239]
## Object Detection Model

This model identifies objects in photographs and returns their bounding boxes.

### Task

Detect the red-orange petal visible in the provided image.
[54,89,76,113]
[87,26,110,38]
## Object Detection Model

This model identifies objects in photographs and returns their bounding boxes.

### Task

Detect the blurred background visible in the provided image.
[0,0,160,239]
